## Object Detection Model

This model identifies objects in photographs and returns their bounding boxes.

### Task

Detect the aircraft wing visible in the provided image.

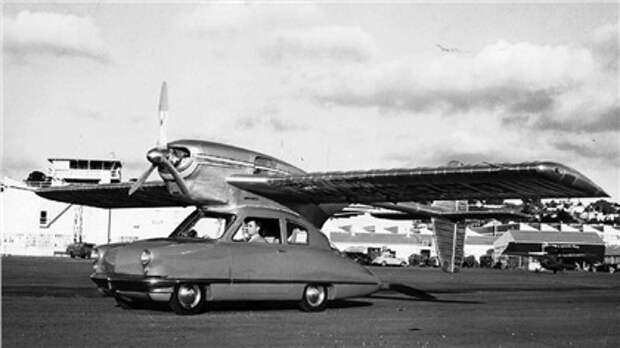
[369,203,530,221]
[227,161,608,204]
[35,182,189,208]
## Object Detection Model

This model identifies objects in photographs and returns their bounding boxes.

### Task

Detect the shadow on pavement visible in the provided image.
[373,283,484,304]
[114,299,372,314]
[2,285,101,298]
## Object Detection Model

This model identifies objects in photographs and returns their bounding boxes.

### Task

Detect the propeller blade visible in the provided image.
[159,157,190,196]
[157,81,168,150]
[128,165,156,196]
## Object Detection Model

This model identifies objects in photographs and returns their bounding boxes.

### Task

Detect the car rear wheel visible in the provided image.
[299,284,328,312]
[400,262,407,267]
[170,283,207,315]
[69,252,75,258]
[381,261,387,267]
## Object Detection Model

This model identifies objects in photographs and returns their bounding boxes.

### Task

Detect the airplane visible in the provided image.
[34,82,608,313]
[436,44,460,53]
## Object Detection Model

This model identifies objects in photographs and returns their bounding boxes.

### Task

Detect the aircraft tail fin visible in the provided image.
[432,218,465,273]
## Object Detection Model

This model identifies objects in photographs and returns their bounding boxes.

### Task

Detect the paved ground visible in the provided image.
[3,256,620,347]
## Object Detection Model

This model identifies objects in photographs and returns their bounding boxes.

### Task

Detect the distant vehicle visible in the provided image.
[427,256,440,267]
[594,253,620,273]
[372,253,408,267]
[66,242,94,259]
[461,255,479,268]
[479,255,493,268]
[408,253,425,267]
[594,263,617,273]
[343,251,372,265]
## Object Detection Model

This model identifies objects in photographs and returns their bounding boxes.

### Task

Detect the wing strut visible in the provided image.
[433,218,466,273]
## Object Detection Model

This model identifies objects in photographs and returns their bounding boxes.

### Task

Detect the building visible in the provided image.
[494,231,605,256]
[47,158,122,184]
[1,177,192,256]
[1,157,191,256]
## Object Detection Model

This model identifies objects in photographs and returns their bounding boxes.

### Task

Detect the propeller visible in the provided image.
[128,82,189,197]
[157,82,168,150]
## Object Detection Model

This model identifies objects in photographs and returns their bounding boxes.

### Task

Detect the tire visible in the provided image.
[299,284,328,312]
[400,262,407,267]
[381,261,387,267]
[169,283,207,315]
[69,252,75,258]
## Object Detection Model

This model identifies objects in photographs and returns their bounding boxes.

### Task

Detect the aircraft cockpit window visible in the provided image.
[286,222,309,245]
[253,156,279,175]
[232,217,281,244]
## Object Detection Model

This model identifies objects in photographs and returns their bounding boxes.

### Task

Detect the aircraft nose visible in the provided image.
[146,148,166,165]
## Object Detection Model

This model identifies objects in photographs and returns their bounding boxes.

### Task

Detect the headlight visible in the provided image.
[90,248,99,260]
[140,249,152,266]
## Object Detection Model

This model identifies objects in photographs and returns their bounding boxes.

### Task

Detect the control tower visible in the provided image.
[47,158,122,185]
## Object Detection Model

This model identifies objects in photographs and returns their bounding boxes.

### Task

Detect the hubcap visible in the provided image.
[177,284,201,309]
[305,285,325,307]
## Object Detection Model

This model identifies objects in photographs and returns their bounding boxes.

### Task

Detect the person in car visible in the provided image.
[243,220,267,243]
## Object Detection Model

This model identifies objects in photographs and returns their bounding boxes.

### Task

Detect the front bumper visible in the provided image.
[91,273,176,302]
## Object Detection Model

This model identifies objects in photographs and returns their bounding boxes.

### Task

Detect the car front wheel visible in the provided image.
[170,283,207,315]
[299,284,328,312]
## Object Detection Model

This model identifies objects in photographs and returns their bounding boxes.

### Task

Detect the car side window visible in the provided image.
[192,217,227,239]
[286,221,309,245]
[232,217,281,244]
[177,216,227,239]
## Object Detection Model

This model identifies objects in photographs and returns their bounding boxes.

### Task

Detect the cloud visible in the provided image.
[262,26,376,63]
[587,23,619,72]
[180,3,322,35]
[295,31,618,138]
[551,139,620,166]
[534,105,619,133]
[180,4,374,64]
[4,10,108,62]
[306,40,594,112]
[236,116,302,133]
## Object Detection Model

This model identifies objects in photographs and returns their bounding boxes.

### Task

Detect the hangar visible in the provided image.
[494,230,606,264]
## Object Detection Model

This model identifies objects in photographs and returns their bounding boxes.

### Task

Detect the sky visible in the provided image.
[2,2,619,201]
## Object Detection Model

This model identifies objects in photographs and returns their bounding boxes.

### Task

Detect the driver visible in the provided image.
[243,220,267,243]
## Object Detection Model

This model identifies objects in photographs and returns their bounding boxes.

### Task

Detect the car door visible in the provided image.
[228,215,294,300]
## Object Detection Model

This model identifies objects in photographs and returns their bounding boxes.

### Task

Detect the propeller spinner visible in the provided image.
[129,82,190,196]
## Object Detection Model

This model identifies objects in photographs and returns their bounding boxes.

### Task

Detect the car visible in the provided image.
[594,263,617,273]
[66,242,95,259]
[461,255,479,268]
[408,253,425,267]
[426,256,440,268]
[343,251,372,265]
[371,253,408,267]
[90,206,381,315]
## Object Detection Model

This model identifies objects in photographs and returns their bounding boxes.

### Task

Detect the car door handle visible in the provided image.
[277,249,287,253]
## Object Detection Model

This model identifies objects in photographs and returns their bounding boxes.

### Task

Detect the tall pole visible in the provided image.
[107,209,112,244]
[451,223,457,273]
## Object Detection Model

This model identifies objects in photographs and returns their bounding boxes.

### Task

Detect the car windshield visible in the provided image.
[168,209,235,240]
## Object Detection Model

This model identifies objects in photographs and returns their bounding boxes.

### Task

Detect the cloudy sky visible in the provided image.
[2,2,618,200]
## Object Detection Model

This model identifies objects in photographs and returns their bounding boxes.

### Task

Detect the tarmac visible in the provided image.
[3,256,620,347]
